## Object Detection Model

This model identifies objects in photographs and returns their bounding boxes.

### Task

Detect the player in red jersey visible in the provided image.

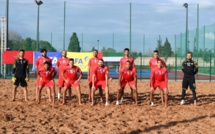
[119,48,135,102]
[56,51,70,101]
[116,60,138,105]
[37,61,57,106]
[35,49,52,103]
[62,58,83,105]
[149,50,166,104]
[150,59,168,107]
[91,59,109,106]
[88,49,103,102]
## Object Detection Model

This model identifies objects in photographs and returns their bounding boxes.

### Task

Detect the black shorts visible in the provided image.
[14,77,27,87]
[182,77,196,90]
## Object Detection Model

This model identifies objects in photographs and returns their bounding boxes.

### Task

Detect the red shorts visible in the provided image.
[121,80,135,88]
[153,81,167,90]
[64,80,80,88]
[39,80,55,88]
[58,76,65,88]
[94,80,107,89]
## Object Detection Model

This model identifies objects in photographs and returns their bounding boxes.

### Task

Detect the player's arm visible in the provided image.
[194,61,198,75]
[182,61,185,73]
[165,69,168,87]
[105,67,109,87]
[150,69,154,88]
[92,72,96,89]
[133,68,137,86]
[52,69,57,79]
[56,59,60,70]
[118,70,122,88]
[77,68,83,82]
[148,60,151,69]
[88,60,91,79]
[12,60,16,77]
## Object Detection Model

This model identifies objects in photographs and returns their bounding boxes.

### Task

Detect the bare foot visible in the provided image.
[79,103,82,106]
[11,99,15,102]
[25,99,29,102]
[194,100,197,106]
[100,98,103,103]
[91,102,94,106]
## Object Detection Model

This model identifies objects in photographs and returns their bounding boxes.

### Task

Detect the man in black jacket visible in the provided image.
[12,50,29,101]
[181,52,198,106]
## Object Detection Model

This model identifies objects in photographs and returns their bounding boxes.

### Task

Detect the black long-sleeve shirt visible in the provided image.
[182,59,198,78]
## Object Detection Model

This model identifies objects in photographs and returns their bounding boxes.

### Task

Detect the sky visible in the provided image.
[0,0,215,53]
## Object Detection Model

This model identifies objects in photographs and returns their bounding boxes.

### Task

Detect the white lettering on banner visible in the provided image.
[75,58,83,64]
[49,57,58,65]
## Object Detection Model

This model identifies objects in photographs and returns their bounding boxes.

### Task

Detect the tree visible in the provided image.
[91,47,96,51]
[156,36,174,61]
[101,47,116,53]
[67,32,81,52]
[163,38,174,61]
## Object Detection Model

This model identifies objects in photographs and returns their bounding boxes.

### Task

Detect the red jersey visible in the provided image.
[36,56,52,71]
[149,57,166,70]
[38,67,56,82]
[120,67,137,82]
[119,56,135,69]
[63,66,82,81]
[88,57,99,72]
[56,57,69,72]
[150,67,168,86]
[93,65,109,81]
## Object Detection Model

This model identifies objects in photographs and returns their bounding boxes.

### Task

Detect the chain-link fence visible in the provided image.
[0,2,215,81]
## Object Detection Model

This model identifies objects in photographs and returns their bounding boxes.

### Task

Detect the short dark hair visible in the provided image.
[19,49,25,53]
[93,49,98,52]
[124,48,130,52]
[126,60,131,63]
[187,52,192,56]
[69,58,74,62]
[98,58,104,62]
[154,50,159,53]
[41,49,47,53]
[44,61,51,66]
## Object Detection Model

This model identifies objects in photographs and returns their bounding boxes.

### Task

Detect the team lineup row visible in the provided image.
[12,48,198,107]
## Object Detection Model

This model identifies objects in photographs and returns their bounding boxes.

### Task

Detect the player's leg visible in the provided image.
[99,86,103,102]
[88,82,92,102]
[150,86,156,106]
[163,87,168,108]
[12,77,19,101]
[181,78,188,105]
[68,87,72,100]
[131,86,138,105]
[159,88,164,104]
[91,87,96,106]
[37,86,43,104]
[62,87,68,105]
[105,87,109,106]
[36,76,40,103]
[75,84,82,105]
[50,87,55,106]
[21,78,28,102]
[46,87,52,103]
[189,78,197,106]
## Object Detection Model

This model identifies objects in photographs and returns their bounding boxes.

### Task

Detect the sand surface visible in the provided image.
[0,79,215,134]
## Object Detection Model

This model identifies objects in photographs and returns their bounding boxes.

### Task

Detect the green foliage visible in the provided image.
[91,47,96,51]
[101,47,116,53]
[156,36,174,61]
[67,32,81,52]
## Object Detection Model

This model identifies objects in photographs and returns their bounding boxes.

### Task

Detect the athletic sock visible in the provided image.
[58,93,61,100]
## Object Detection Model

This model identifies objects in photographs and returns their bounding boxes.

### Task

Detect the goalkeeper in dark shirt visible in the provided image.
[181,52,198,106]
[12,50,29,101]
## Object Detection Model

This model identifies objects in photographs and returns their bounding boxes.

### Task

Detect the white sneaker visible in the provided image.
[105,102,109,106]
[151,102,154,106]
[120,97,124,103]
[180,100,185,105]
[116,101,119,105]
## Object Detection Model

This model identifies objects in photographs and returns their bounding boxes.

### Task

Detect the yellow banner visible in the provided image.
[67,52,93,72]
